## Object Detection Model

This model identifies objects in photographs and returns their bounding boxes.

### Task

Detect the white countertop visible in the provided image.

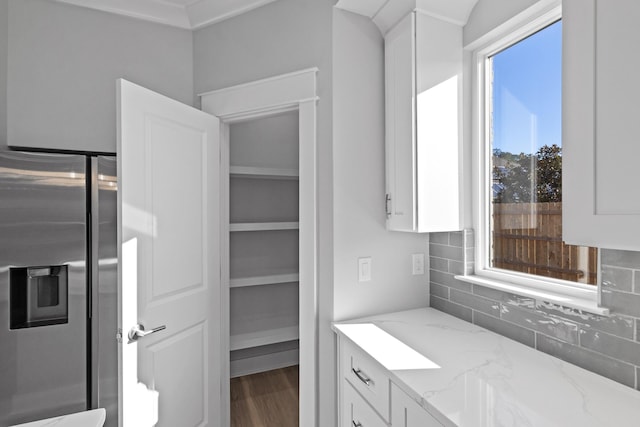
[333,308,640,427]
[11,409,106,427]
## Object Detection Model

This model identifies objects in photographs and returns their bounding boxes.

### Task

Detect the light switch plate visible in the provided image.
[412,253,425,275]
[358,257,372,282]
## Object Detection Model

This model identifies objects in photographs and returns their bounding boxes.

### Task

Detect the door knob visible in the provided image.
[127,323,166,344]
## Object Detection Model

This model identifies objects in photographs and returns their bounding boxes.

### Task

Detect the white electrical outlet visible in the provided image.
[358,257,372,282]
[412,253,425,275]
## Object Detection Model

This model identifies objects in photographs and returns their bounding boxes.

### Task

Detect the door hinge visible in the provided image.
[385,193,392,217]
[116,328,123,343]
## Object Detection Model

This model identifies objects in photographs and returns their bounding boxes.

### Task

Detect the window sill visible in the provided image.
[454,274,610,316]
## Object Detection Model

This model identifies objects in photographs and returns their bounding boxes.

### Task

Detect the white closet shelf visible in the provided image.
[230,273,299,288]
[229,222,299,232]
[230,166,299,180]
[230,326,299,351]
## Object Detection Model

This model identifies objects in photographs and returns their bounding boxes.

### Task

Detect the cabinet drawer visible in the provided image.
[341,339,390,422]
[343,380,388,427]
[391,383,442,427]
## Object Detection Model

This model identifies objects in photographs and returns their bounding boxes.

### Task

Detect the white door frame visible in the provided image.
[199,68,319,427]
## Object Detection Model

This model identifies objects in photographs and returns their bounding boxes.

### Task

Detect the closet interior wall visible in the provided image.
[228,110,301,377]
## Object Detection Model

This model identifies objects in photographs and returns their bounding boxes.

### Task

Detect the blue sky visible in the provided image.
[492,20,562,155]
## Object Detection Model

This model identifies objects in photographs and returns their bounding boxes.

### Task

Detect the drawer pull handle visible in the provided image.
[352,368,372,386]
[352,421,363,427]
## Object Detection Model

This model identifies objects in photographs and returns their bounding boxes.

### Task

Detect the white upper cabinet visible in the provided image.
[563,0,640,250]
[385,11,463,232]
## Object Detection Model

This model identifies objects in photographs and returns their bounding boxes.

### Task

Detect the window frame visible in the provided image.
[469,3,600,304]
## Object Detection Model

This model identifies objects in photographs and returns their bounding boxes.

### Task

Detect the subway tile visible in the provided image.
[465,247,475,264]
[430,282,449,300]
[450,289,500,317]
[465,262,475,275]
[449,231,464,248]
[429,243,463,262]
[463,229,475,249]
[429,269,456,287]
[601,289,640,318]
[430,269,472,292]
[537,302,635,340]
[634,271,640,294]
[472,284,535,309]
[601,249,640,269]
[448,260,465,275]
[537,334,636,388]
[601,266,633,292]
[579,328,640,366]
[450,277,473,293]
[430,295,472,323]
[636,319,640,342]
[429,232,449,245]
[473,311,535,348]
[429,256,448,273]
[637,367,640,391]
[501,304,579,345]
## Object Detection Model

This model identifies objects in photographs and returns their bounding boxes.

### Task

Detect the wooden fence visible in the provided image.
[492,202,597,285]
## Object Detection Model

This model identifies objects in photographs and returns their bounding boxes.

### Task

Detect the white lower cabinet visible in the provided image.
[391,383,442,427]
[342,380,389,427]
[341,339,390,422]
[338,336,444,427]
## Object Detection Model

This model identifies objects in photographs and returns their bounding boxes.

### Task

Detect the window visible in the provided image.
[475,10,598,294]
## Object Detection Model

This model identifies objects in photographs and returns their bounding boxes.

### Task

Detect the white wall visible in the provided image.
[193,1,336,425]
[0,0,7,147]
[195,3,433,425]
[331,10,430,425]
[332,9,429,321]
[6,0,193,153]
[194,0,333,97]
[0,1,438,423]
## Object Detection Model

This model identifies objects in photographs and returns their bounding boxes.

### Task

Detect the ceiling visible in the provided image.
[53,0,280,30]
[335,0,479,34]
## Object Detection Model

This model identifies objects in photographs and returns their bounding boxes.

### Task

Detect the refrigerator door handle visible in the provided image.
[127,324,166,344]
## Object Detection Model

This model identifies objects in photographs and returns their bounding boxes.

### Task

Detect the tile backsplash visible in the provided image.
[429,230,640,390]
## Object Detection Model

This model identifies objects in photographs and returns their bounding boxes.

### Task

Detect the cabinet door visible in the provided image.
[342,380,388,427]
[414,13,463,233]
[385,13,416,232]
[563,0,640,250]
[341,338,391,422]
[384,12,463,233]
[391,383,442,427]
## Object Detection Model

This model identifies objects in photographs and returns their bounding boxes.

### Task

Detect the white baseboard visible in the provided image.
[230,348,299,378]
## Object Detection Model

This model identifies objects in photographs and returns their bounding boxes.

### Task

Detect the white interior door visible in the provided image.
[116,79,220,427]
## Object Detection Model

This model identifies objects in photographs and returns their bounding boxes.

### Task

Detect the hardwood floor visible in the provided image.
[230,366,299,427]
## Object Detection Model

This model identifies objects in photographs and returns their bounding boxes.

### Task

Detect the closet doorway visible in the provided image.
[200,68,318,427]
[227,110,300,426]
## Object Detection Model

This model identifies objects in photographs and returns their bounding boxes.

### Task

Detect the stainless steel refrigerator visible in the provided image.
[0,151,118,427]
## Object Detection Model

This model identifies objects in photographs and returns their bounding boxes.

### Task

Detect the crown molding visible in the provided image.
[187,0,278,29]
[53,0,279,30]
